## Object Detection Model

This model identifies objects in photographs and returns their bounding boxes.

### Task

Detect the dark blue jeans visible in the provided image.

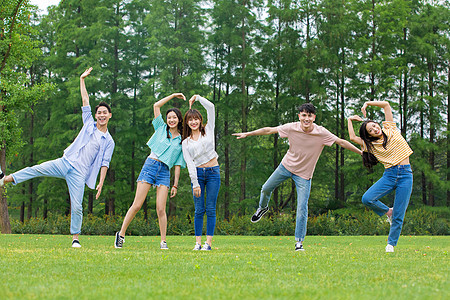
[193,166,221,236]
[362,164,413,246]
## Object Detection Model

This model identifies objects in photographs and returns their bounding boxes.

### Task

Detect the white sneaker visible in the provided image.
[72,240,81,248]
[160,241,169,250]
[200,242,212,251]
[385,244,394,253]
[193,243,201,251]
[386,209,393,225]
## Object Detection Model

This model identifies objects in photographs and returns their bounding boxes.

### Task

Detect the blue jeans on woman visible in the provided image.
[193,166,221,237]
[362,164,413,246]
[259,163,311,242]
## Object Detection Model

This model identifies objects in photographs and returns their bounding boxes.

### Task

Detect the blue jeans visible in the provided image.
[259,163,311,242]
[137,157,170,188]
[362,164,413,246]
[11,157,86,235]
[193,166,221,236]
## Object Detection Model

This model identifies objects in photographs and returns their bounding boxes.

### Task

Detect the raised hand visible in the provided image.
[189,95,199,109]
[172,93,186,101]
[361,102,368,118]
[80,67,93,79]
[348,115,364,122]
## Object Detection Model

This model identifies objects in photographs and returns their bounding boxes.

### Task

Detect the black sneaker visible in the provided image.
[72,239,81,248]
[0,171,5,188]
[251,207,269,223]
[114,232,125,248]
[295,242,304,251]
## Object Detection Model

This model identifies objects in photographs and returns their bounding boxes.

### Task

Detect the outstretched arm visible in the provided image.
[80,67,93,107]
[335,138,363,155]
[361,101,393,122]
[233,127,278,139]
[347,115,364,146]
[154,93,186,119]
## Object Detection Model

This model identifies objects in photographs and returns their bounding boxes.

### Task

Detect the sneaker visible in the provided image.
[193,243,202,251]
[72,239,81,248]
[114,231,125,249]
[295,242,304,251]
[251,206,269,223]
[0,171,5,188]
[201,242,212,251]
[160,241,169,250]
[386,244,394,253]
[386,215,392,225]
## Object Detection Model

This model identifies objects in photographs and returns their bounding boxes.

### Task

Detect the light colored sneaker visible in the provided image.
[160,241,169,250]
[72,239,81,248]
[385,244,394,253]
[0,172,5,188]
[386,209,393,225]
[201,242,212,251]
[193,243,202,251]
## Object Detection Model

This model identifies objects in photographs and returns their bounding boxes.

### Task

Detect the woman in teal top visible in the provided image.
[114,93,186,250]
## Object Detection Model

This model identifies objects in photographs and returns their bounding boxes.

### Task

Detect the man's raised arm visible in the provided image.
[80,67,93,107]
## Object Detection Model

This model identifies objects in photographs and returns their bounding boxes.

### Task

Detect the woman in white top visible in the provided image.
[182,95,221,251]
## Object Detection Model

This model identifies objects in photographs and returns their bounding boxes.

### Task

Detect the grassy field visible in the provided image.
[0,235,448,299]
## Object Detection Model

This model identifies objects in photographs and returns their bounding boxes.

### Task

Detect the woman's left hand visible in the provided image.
[170,186,178,198]
[193,186,201,197]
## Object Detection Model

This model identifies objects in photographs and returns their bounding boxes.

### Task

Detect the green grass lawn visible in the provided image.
[0,235,448,299]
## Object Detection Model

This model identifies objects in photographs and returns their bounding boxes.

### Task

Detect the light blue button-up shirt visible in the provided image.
[146,114,185,169]
[64,106,115,189]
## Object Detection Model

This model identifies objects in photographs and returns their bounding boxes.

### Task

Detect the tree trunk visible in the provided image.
[447,67,450,206]
[88,191,93,214]
[239,22,248,205]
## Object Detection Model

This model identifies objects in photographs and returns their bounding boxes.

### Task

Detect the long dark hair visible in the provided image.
[166,108,183,144]
[182,109,206,140]
[359,120,388,169]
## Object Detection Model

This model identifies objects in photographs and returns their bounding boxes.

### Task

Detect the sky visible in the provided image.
[30,0,61,14]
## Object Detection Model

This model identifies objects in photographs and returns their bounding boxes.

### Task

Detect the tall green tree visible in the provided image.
[0,0,50,232]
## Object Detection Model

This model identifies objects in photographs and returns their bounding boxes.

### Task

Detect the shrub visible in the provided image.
[9,208,448,236]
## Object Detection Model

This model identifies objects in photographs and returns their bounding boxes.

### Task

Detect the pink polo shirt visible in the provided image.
[278,122,338,180]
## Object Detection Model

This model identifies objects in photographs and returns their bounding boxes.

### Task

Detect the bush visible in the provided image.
[10,208,448,236]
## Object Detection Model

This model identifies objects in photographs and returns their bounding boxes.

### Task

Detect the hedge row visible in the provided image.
[10,208,449,236]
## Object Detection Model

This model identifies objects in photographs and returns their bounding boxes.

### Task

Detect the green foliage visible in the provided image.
[10,208,449,236]
[3,0,450,227]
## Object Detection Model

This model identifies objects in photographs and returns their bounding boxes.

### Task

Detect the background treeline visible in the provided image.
[1,0,449,233]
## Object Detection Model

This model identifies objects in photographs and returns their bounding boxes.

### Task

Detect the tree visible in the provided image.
[0,0,51,232]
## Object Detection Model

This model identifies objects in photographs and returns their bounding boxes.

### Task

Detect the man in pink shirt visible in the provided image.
[233,103,362,251]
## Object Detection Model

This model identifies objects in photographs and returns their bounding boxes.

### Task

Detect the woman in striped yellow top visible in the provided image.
[348,101,413,253]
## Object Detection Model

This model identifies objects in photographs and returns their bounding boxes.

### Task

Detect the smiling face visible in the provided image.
[187,116,201,131]
[166,111,179,129]
[365,121,382,138]
[95,106,112,127]
[297,111,316,132]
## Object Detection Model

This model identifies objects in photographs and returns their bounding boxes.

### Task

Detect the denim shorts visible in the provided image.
[137,157,170,188]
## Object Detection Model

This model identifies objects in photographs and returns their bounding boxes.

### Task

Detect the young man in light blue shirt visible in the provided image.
[0,67,115,247]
